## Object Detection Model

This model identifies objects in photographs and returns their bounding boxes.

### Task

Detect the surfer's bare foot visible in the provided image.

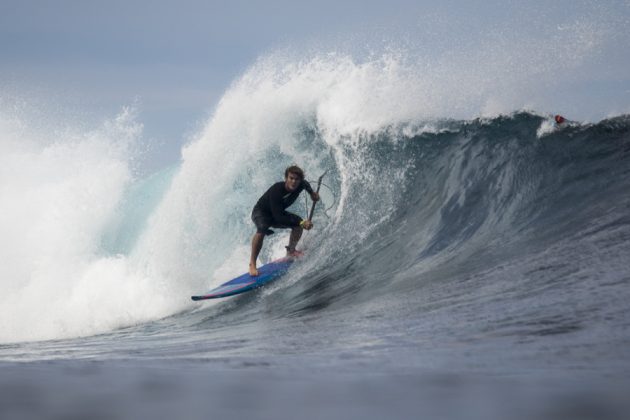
[286,249,304,258]
[249,263,259,276]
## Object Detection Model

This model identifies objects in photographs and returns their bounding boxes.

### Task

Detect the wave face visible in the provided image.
[1,50,629,357]
[280,112,630,319]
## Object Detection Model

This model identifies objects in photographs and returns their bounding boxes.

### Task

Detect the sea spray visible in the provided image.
[0,106,179,343]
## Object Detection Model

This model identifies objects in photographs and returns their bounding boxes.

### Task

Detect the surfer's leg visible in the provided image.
[249,232,264,276]
[287,226,303,255]
[250,209,274,276]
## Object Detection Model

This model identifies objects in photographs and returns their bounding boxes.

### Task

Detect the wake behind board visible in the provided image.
[191,257,294,300]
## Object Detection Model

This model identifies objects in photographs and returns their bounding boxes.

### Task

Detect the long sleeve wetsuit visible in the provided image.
[251,180,313,231]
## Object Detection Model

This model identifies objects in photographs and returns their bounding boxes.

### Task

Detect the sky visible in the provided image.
[1,0,629,171]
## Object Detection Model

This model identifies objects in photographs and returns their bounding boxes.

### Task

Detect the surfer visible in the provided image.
[249,165,319,276]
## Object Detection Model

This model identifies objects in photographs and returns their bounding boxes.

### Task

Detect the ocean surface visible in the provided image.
[2,52,630,419]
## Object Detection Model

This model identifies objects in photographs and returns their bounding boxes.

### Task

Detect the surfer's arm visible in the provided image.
[302,180,314,194]
[269,190,302,227]
[302,180,319,202]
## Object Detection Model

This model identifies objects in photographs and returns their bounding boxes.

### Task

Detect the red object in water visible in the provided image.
[554,115,566,124]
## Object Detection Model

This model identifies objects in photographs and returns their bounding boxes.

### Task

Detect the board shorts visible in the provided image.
[251,208,296,235]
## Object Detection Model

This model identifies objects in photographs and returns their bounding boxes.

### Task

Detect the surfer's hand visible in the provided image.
[310,192,320,202]
[300,220,313,230]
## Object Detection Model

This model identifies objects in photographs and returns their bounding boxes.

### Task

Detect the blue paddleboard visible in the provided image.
[191,257,294,300]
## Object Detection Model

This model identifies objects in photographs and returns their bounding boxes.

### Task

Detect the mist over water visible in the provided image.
[1,8,630,418]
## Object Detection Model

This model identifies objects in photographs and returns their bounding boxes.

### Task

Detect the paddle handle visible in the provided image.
[307,172,326,221]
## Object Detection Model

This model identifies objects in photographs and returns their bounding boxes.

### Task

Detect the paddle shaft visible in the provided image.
[307,172,326,221]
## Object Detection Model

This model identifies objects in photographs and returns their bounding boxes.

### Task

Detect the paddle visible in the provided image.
[307,171,327,221]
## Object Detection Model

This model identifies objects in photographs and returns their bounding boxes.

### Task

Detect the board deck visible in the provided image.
[191,257,294,300]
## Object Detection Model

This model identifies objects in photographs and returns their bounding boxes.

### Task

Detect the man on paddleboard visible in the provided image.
[249,165,319,276]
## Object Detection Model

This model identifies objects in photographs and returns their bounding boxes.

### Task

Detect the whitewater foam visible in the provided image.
[0,106,182,343]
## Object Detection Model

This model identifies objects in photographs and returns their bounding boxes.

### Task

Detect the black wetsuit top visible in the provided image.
[252,180,313,228]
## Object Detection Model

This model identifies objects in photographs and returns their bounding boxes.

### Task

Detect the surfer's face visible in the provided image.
[285,173,301,191]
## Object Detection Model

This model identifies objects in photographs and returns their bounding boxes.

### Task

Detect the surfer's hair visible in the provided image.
[285,165,304,180]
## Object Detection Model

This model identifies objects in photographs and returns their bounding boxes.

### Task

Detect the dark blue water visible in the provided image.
[2,112,630,420]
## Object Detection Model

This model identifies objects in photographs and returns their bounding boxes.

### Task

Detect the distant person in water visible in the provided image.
[249,165,319,276]
[554,114,566,125]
